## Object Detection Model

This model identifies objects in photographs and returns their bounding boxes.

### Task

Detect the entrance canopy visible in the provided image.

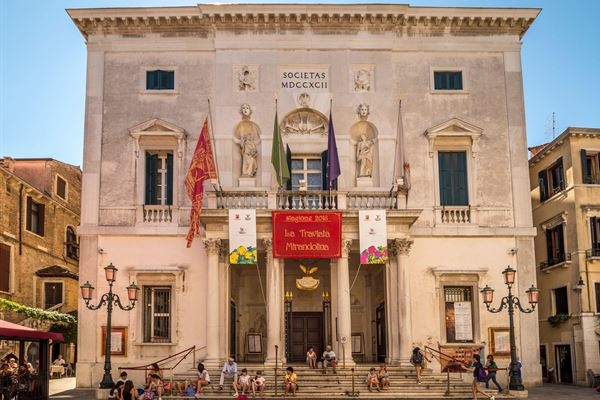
[0,319,64,342]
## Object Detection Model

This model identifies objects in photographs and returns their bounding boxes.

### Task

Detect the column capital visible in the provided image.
[262,238,273,262]
[219,244,229,262]
[341,238,353,258]
[391,238,413,256]
[203,238,222,255]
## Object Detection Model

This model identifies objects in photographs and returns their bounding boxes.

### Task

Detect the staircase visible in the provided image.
[160,364,511,399]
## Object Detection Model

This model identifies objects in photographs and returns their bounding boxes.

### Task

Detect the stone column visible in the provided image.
[386,247,400,364]
[203,238,222,367]
[219,245,230,360]
[393,238,413,361]
[336,238,355,366]
[264,239,283,366]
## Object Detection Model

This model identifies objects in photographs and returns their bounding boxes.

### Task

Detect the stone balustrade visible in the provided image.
[435,205,472,224]
[142,205,173,223]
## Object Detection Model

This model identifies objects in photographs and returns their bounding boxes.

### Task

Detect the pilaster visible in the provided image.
[336,238,355,367]
[392,238,413,361]
[264,239,284,367]
[203,238,222,368]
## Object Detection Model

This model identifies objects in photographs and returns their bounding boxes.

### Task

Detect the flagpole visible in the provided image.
[207,98,223,193]
[329,97,333,203]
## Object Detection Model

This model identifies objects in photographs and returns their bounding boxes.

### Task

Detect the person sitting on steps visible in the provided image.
[377,364,390,389]
[234,368,251,397]
[367,367,380,392]
[321,345,337,374]
[284,366,297,398]
[218,358,238,393]
[252,370,266,398]
[306,346,317,369]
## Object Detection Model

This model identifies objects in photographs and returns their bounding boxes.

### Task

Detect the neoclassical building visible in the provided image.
[69,3,542,388]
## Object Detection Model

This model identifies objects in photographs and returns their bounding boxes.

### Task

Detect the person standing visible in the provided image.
[410,347,431,384]
[485,355,503,393]
[471,354,495,400]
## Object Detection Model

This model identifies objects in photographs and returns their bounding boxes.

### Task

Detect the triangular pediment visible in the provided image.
[425,118,483,157]
[425,118,483,137]
[128,118,186,139]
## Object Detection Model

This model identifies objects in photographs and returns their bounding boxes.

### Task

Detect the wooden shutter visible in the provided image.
[591,217,599,249]
[146,71,157,90]
[166,153,173,205]
[545,228,553,263]
[557,224,565,258]
[556,158,565,190]
[0,243,10,292]
[538,170,549,201]
[165,71,174,90]
[581,149,590,183]
[145,152,159,205]
[453,152,468,205]
[285,145,292,191]
[38,203,45,236]
[321,150,328,190]
[438,152,451,205]
[26,197,32,231]
[595,283,600,313]
[434,72,442,90]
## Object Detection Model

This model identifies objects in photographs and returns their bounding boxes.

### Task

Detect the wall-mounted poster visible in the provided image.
[101,326,127,356]
[454,301,473,341]
[229,209,257,264]
[489,327,510,356]
[359,210,388,264]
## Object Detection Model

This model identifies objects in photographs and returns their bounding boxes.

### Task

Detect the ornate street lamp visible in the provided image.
[80,263,139,389]
[480,266,539,391]
[284,291,293,362]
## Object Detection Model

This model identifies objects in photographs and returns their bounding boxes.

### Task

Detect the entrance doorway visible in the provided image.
[375,303,386,363]
[555,344,573,383]
[290,312,323,362]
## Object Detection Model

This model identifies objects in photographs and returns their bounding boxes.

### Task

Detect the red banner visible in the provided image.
[272,211,342,258]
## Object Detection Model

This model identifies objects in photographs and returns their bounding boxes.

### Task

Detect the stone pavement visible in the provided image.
[49,381,600,399]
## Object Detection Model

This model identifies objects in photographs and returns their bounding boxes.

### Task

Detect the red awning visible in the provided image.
[0,319,64,342]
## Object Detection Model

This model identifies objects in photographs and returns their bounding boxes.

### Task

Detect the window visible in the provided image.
[56,175,67,200]
[581,150,600,184]
[26,197,45,236]
[591,217,600,257]
[0,243,10,292]
[143,286,171,343]
[553,286,568,315]
[545,224,566,267]
[66,227,79,260]
[444,286,473,343]
[595,282,600,313]
[44,282,63,309]
[291,156,323,192]
[145,151,173,205]
[434,71,463,90]
[146,70,174,90]
[539,158,565,201]
[438,151,468,206]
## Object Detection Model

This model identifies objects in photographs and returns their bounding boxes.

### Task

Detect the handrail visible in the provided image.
[121,345,197,371]
[424,345,471,368]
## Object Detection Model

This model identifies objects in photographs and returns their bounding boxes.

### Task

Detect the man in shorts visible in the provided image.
[321,345,337,374]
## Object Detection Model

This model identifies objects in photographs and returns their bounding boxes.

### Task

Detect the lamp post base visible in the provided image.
[99,372,115,389]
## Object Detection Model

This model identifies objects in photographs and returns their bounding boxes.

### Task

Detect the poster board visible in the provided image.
[454,301,473,341]
[489,327,510,356]
[246,333,263,354]
[101,326,127,356]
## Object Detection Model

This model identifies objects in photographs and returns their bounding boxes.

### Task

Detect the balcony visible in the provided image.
[210,189,405,211]
[434,205,473,224]
[141,205,173,223]
[539,252,571,271]
[587,247,600,259]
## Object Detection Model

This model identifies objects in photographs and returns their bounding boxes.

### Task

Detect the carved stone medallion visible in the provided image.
[280,108,328,136]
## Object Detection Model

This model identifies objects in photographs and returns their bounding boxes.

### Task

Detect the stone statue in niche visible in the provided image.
[350,104,377,177]
[234,104,260,177]
[354,68,372,92]
[238,65,257,91]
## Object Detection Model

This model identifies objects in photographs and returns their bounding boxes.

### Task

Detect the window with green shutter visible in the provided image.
[434,71,463,90]
[146,70,175,90]
[145,151,173,205]
[438,151,468,206]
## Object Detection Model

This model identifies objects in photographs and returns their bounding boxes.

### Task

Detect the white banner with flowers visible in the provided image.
[359,210,388,264]
[229,209,257,264]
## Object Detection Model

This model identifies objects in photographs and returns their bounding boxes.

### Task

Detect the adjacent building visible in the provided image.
[69,3,542,388]
[529,127,600,385]
[0,157,81,363]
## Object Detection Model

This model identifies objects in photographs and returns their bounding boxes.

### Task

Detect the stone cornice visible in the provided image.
[529,127,600,166]
[67,5,539,40]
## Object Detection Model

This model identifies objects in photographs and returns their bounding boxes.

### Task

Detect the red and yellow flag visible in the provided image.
[185,118,217,247]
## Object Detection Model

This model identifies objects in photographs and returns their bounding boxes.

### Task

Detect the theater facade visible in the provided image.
[69,3,542,387]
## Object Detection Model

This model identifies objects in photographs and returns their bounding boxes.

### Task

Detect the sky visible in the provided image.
[1,0,599,167]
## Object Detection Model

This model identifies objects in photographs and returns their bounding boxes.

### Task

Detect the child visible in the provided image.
[284,366,297,398]
[377,365,390,389]
[367,367,380,392]
[234,368,251,396]
[252,370,266,398]
[306,347,317,369]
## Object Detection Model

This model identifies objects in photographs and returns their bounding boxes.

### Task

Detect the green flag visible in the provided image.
[271,110,290,187]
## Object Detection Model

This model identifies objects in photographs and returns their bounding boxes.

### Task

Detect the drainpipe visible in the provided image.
[18,184,23,255]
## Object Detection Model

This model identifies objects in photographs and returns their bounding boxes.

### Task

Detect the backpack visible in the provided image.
[477,365,488,382]
[411,351,423,364]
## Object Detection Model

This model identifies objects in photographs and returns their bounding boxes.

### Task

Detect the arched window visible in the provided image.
[65,227,78,261]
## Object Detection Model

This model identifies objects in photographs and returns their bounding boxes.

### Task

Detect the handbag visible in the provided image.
[477,366,488,382]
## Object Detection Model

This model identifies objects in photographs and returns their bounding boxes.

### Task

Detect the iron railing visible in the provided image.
[539,252,571,270]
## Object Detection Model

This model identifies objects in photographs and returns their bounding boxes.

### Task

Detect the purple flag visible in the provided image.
[326,110,341,190]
